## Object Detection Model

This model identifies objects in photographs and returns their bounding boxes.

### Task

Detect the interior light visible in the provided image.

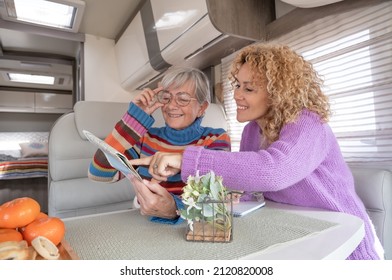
[13,0,75,29]
[8,73,55,85]
[0,0,85,32]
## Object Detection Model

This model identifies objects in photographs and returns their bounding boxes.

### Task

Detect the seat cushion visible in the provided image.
[49,177,135,218]
[350,166,392,259]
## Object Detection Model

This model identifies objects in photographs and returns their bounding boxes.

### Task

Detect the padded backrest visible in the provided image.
[350,166,392,259]
[151,102,228,129]
[48,100,228,218]
[49,101,228,182]
[74,101,227,139]
[74,101,129,140]
[49,101,129,181]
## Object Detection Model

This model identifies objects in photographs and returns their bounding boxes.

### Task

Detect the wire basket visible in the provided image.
[185,195,233,243]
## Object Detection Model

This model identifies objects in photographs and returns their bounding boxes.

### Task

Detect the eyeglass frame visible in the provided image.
[156,90,199,107]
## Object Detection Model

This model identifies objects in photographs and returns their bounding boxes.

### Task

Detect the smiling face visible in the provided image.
[160,80,208,130]
[234,63,270,124]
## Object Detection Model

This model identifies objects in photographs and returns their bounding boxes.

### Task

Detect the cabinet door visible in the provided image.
[115,12,160,91]
[151,0,211,50]
[0,91,35,112]
[35,93,73,113]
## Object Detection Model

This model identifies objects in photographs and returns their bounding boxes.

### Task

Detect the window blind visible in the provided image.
[221,53,247,152]
[221,2,392,167]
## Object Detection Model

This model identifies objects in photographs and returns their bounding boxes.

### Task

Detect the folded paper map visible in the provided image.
[83,130,142,182]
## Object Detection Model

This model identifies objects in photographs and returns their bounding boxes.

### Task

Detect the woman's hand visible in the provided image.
[132,86,164,115]
[129,176,178,219]
[128,152,183,181]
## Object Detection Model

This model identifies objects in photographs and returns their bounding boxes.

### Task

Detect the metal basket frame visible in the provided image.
[185,193,233,243]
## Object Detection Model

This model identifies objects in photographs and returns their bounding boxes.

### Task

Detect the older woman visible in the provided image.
[88,66,230,222]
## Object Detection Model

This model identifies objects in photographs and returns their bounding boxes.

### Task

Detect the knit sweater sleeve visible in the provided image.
[181,111,329,192]
[202,128,231,152]
[88,102,154,183]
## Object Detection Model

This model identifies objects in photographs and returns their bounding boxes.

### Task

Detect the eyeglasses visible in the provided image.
[156,90,198,107]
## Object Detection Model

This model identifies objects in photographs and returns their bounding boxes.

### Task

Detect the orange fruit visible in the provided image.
[22,216,65,246]
[19,212,48,234]
[35,212,48,220]
[0,197,40,229]
[0,228,23,243]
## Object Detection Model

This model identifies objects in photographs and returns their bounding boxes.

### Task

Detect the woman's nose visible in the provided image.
[233,88,244,100]
[167,96,180,107]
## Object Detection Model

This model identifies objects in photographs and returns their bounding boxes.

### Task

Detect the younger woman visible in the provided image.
[131,44,383,260]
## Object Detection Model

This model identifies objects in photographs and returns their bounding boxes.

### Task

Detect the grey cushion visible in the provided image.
[48,101,135,218]
[350,166,392,260]
[49,178,133,219]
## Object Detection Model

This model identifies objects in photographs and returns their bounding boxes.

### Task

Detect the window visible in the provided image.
[221,2,392,167]
[0,0,85,32]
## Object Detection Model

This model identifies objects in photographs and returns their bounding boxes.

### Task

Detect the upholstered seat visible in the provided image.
[350,166,392,259]
[48,100,227,218]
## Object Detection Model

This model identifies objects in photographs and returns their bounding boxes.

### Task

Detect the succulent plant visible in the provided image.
[180,171,231,232]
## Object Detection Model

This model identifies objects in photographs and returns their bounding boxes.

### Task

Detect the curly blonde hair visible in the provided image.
[229,43,331,145]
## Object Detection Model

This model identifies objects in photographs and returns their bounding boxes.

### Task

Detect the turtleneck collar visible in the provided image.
[162,117,204,144]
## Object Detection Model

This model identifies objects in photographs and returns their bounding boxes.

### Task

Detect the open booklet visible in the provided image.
[83,130,143,182]
[231,192,266,217]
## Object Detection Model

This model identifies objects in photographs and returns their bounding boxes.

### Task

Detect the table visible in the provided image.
[62,201,364,260]
[252,201,365,259]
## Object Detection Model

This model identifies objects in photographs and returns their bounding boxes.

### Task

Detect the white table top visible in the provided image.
[246,201,365,259]
[63,200,364,260]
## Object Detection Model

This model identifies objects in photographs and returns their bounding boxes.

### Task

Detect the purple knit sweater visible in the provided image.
[181,110,380,260]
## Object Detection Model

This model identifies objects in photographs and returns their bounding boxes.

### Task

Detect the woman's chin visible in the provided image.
[236,115,249,123]
[166,121,188,130]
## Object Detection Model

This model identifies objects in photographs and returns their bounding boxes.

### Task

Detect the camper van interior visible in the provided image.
[0,0,391,261]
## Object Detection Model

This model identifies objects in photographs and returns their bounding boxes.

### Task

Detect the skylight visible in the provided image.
[8,73,55,85]
[14,0,75,29]
[0,0,85,32]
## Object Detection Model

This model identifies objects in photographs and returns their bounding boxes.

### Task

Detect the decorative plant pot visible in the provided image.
[186,221,232,242]
[181,171,233,243]
[185,197,233,243]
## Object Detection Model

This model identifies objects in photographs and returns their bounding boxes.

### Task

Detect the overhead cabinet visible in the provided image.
[0,91,73,113]
[115,0,274,91]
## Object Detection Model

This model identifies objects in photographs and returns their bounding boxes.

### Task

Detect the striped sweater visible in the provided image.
[88,102,231,195]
